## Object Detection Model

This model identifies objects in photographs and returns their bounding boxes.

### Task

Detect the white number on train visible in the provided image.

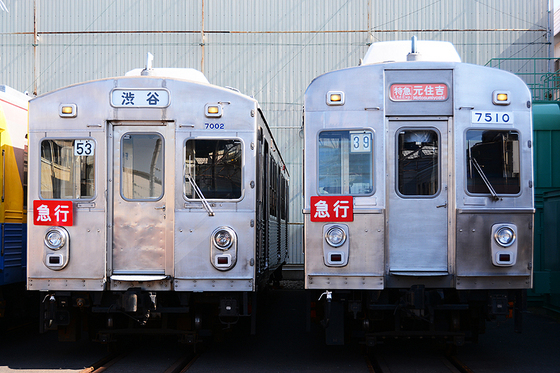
[471,111,513,124]
[350,132,372,153]
[74,140,95,156]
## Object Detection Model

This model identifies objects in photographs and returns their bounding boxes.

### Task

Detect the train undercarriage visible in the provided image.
[40,289,257,343]
[310,287,526,346]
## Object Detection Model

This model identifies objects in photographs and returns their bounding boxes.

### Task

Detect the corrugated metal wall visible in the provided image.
[0,0,551,266]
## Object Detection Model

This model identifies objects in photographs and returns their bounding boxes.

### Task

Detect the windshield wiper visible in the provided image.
[186,174,215,216]
[470,157,500,201]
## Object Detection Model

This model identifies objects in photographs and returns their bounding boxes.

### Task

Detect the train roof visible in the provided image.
[362,39,461,64]
[0,84,30,108]
[125,67,209,84]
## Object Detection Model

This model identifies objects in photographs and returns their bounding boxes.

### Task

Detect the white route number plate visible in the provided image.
[74,140,95,156]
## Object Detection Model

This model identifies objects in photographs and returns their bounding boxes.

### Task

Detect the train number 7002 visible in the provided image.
[205,123,225,130]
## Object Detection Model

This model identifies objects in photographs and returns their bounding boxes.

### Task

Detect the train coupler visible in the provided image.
[40,293,71,332]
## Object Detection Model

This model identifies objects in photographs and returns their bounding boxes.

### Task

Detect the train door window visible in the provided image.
[184,139,242,199]
[397,130,439,196]
[121,133,163,200]
[40,139,95,199]
[317,130,373,195]
[466,130,520,195]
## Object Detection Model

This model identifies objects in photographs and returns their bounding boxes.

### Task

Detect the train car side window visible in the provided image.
[318,130,373,195]
[121,133,164,200]
[466,130,520,195]
[184,139,242,199]
[397,130,439,196]
[40,139,95,199]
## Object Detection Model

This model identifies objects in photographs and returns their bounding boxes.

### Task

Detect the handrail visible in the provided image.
[485,57,560,102]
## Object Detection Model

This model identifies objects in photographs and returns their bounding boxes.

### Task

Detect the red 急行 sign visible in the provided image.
[390,83,448,101]
[33,200,73,226]
[310,196,353,222]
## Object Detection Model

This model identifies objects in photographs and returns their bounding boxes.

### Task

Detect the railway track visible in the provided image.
[366,343,474,373]
[80,343,199,373]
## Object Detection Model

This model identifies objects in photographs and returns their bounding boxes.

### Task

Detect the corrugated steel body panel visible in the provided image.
[261,102,304,264]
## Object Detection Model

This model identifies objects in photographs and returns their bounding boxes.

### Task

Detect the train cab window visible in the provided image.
[40,139,95,199]
[466,130,520,195]
[121,133,163,200]
[397,130,439,196]
[185,139,242,199]
[318,130,373,195]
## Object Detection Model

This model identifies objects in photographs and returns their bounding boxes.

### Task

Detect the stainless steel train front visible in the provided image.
[27,64,289,341]
[303,39,533,345]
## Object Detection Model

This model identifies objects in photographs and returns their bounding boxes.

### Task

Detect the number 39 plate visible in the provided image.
[472,111,513,125]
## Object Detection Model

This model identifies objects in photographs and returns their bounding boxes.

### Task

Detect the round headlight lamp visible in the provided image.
[44,227,68,250]
[325,226,346,248]
[213,228,234,250]
[494,226,515,247]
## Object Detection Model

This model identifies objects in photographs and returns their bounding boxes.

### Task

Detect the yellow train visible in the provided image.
[0,85,29,320]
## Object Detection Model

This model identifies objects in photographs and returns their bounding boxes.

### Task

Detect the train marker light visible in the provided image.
[491,224,517,267]
[327,91,345,106]
[43,226,70,270]
[329,252,343,263]
[205,103,222,117]
[215,254,232,268]
[59,104,77,118]
[493,91,510,105]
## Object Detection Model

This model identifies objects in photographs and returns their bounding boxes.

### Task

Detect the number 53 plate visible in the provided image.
[74,139,95,156]
[471,111,513,124]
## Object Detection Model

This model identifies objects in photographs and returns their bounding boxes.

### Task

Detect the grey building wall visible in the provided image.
[0,0,551,266]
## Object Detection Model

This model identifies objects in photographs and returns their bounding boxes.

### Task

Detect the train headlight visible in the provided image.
[494,226,516,247]
[213,227,234,250]
[44,227,68,250]
[211,227,238,271]
[325,226,346,248]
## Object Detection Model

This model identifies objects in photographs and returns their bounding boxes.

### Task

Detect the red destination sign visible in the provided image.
[33,200,73,226]
[310,196,353,222]
[390,83,448,101]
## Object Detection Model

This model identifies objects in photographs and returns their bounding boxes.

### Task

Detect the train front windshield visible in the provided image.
[185,139,242,199]
[466,130,520,195]
[317,130,373,195]
[40,139,95,199]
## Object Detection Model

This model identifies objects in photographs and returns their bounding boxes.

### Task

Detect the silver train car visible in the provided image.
[303,39,533,345]
[27,59,289,341]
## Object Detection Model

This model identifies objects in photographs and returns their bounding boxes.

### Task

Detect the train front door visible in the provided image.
[387,120,449,274]
[111,123,173,277]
